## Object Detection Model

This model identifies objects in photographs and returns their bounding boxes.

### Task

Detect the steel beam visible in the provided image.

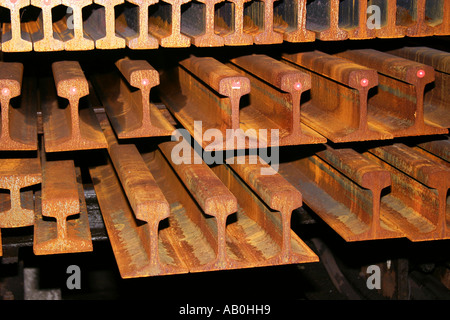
[388,46,450,129]
[0,63,37,151]
[92,58,174,139]
[337,49,448,137]
[282,51,392,142]
[41,61,107,152]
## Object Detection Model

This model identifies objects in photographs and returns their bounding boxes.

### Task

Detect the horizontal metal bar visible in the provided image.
[388,47,450,129]
[42,61,107,152]
[336,49,448,137]
[278,144,402,241]
[1,1,448,52]
[282,51,391,142]
[34,141,93,254]
[91,58,174,139]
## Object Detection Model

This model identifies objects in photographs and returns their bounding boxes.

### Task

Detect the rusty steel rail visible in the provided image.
[273,0,315,42]
[115,0,159,49]
[34,142,93,255]
[84,0,126,49]
[372,0,406,38]
[433,1,450,36]
[0,156,41,256]
[211,161,318,267]
[336,49,448,137]
[95,117,180,276]
[278,144,403,242]
[336,0,376,39]
[282,51,392,142]
[60,0,95,51]
[364,143,450,241]
[242,0,284,44]
[226,155,311,263]
[227,54,326,146]
[396,0,434,38]
[41,61,107,152]
[388,47,450,129]
[89,152,188,278]
[158,141,239,271]
[180,0,224,47]
[29,0,65,51]
[0,62,38,151]
[215,0,254,46]
[156,142,317,269]
[91,58,174,139]
[0,0,32,52]
[303,0,348,41]
[2,1,449,52]
[159,55,325,150]
[158,55,253,151]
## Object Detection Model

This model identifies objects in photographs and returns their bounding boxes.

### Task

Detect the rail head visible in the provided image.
[230,54,312,93]
[337,49,435,86]
[228,156,303,214]
[159,141,238,218]
[369,143,450,190]
[0,158,41,189]
[179,56,250,97]
[0,62,24,100]
[115,58,160,90]
[52,61,89,99]
[41,160,80,218]
[317,145,391,192]
[389,47,450,74]
[282,51,378,90]
[111,144,171,222]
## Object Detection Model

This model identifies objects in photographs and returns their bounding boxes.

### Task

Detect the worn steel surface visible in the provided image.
[282,51,392,142]
[41,61,107,152]
[34,143,93,255]
[0,63,37,151]
[388,47,450,129]
[337,49,448,137]
[92,58,174,139]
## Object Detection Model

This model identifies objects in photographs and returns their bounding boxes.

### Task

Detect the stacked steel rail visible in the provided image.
[0,0,449,52]
[0,45,448,278]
